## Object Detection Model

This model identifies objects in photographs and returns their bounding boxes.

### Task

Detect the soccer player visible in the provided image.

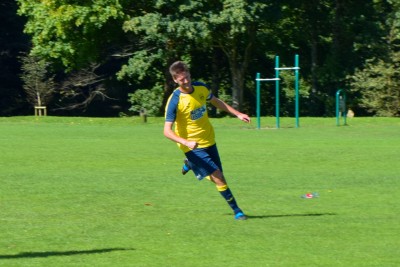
[163,61,251,220]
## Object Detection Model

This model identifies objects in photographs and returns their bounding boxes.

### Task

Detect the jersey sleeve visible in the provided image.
[165,90,181,122]
[192,81,213,100]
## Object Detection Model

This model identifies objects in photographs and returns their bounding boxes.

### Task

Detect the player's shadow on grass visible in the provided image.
[0,248,134,259]
[246,213,336,219]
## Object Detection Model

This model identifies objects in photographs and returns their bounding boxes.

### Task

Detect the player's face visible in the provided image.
[174,72,191,91]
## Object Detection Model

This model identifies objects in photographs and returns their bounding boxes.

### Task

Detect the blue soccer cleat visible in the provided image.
[234,211,247,220]
[181,159,191,175]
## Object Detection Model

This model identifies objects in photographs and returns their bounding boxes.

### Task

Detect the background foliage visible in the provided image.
[19,53,56,107]
[1,0,399,117]
[127,85,164,116]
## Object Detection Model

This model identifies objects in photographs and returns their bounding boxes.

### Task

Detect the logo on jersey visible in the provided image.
[190,105,206,120]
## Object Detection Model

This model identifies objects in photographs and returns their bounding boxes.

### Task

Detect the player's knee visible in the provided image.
[211,169,222,178]
[210,170,226,185]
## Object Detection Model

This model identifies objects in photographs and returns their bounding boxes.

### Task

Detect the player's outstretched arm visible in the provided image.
[210,96,251,123]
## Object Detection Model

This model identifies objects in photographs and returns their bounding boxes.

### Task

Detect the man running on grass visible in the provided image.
[163,61,251,220]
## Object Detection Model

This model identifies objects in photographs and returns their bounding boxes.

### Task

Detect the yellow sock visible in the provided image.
[216,185,240,213]
[216,184,228,192]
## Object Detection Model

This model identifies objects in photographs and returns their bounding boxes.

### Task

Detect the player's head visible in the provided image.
[169,61,189,77]
[170,61,191,90]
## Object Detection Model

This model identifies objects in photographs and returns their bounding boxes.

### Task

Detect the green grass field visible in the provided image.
[0,116,399,266]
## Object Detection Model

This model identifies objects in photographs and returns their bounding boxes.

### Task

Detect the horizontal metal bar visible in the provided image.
[275,67,300,70]
[256,78,280,81]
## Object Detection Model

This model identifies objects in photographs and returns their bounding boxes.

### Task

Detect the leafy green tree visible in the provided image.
[207,0,269,110]
[119,0,209,112]
[121,0,271,111]
[14,0,400,117]
[348,57,400,116]
[16,0,136,115]
[17,0,127,70]
[128,85,164,116]
[19,54,56,108]
[347,0,400,116]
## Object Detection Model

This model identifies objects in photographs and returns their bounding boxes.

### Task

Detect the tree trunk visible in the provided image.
[229,60,244,110]
[209,50,222,117]
[224,33,254,111]
[161,58,177,115]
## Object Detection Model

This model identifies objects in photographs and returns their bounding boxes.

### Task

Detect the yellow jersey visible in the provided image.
[165,82,215,152]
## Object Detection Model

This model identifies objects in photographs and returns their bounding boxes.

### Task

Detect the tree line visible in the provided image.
[1,0,399,117]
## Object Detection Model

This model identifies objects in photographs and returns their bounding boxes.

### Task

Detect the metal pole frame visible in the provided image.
[295,54,300,128]
[336,89,347,126]
[255,73,280,129]
[256,72,261,129]
[274,54,300,128]
[255,54,300,129]
[275,56,280,128]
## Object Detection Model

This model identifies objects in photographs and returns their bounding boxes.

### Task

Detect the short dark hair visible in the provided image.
[169,61,189,78]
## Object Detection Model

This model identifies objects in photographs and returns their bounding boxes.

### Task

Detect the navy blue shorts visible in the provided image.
[185,144,223,180]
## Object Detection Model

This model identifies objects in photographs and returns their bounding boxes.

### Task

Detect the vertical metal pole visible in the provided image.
[275,56,280,129]
[343,93,347,125]
[295,54,300,128]
[336,89,341,126]
[256,72,261,130]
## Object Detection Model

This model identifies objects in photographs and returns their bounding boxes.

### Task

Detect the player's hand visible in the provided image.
[185,140,198,150]
[237,113,251,123]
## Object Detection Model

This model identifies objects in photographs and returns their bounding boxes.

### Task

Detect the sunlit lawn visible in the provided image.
[0,116,399,266]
